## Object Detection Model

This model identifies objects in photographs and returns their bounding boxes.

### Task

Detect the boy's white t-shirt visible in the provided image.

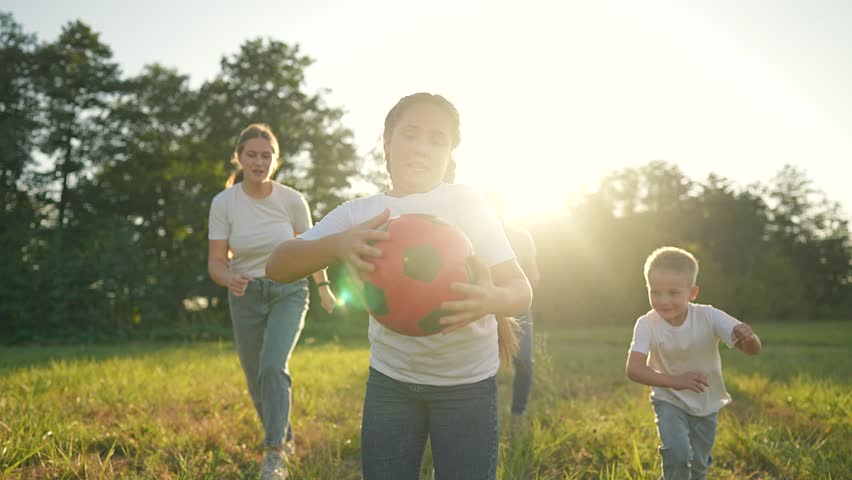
[299,182,515,386]
[629,303,740,417]
[209,182,312,278]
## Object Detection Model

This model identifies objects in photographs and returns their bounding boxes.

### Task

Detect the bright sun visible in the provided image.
[453,120,598,221]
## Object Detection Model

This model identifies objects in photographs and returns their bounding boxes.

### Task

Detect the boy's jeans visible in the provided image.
[652,399,719,480]
[229,277,309,448]
[361,367,499,480]
[511,312,534,415]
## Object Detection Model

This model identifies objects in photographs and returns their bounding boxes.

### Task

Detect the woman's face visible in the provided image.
[385,102,455,195]
[239,137,276,184]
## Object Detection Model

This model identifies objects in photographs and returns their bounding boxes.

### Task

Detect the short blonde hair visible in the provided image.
[644,246,699,286]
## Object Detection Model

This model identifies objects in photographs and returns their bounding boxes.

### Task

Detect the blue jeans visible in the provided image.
[229,277,309,448]
[361,367,499,480]
[652,399,719,480]
[511,312,534,415]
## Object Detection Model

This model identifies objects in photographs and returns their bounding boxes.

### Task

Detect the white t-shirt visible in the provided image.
[299,182,515,386]
[629,303,741,416]
[209,182,311,278]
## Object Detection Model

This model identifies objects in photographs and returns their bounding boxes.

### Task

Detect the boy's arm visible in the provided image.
[626,351,709,393]
[732,323,762,355]
[710,307,761,355]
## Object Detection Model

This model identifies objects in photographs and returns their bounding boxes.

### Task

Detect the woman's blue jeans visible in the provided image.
[229,277,309,448]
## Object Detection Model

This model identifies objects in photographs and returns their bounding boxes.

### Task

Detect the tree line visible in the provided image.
[531,161,851,326]
[1,13,848,343]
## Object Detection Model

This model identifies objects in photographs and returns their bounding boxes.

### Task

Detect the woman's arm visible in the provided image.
[208,239,253,296]
[310,269,330,286]
[310,268,336,314]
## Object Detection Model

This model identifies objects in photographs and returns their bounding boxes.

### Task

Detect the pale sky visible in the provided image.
[6,0,852,218]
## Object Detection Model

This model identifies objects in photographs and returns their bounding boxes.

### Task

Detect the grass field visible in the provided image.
[1,321,849,479]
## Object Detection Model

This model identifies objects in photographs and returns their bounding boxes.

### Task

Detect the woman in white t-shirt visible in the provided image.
[266,94,532,480]
[207,123,335,480]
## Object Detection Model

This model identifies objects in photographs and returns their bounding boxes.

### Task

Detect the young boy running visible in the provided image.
[626,246,762,479]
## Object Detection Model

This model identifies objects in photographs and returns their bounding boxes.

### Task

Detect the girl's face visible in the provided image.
[385,102,455,195]
[239,138,276,184]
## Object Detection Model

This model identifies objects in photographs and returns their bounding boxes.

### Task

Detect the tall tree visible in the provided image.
[0,12,39,200]
[33,20,120,240]
[766,165,852,317]
[0,12,41,338]
[688,174,768,273]
[199,38,360,218]
[78,64,204,327]
[23,21,122,329]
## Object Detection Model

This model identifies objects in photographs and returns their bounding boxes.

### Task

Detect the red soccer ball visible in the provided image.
[361,214,475,336]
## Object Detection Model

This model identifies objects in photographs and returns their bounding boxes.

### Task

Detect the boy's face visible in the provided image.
[647,268,699,325]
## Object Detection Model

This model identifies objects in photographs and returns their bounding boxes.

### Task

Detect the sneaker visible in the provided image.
[282,439,296,456]
[260,448,288,480]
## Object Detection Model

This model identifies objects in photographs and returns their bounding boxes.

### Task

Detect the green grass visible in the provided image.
[1,321,849,479]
